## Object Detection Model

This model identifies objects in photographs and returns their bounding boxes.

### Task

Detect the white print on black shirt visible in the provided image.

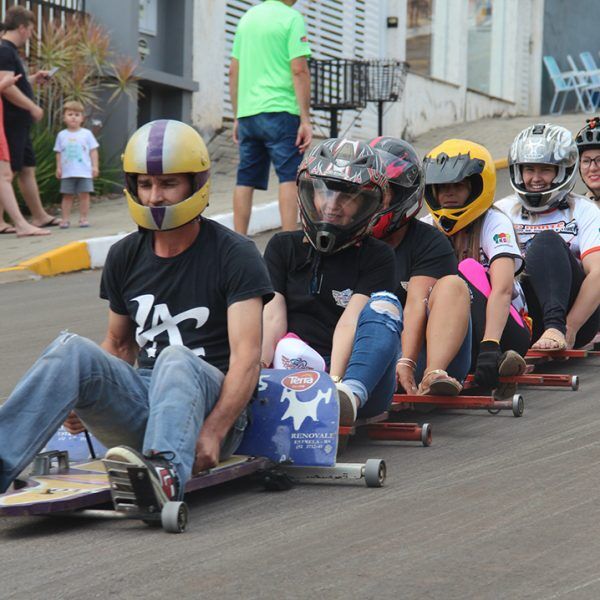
[332,288,353,308]
[132,294,209,359]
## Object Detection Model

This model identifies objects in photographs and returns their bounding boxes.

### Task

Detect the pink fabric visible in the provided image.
[458,258,525,327]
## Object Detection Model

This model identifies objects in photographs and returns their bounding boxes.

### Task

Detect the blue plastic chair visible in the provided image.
[565,54,600,110]
[543,56,592,114]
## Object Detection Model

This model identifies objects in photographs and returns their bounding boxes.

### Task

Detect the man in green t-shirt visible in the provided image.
[229,0,312,235]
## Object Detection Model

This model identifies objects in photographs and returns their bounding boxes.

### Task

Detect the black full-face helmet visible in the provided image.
[297,138,390,254]
[368,136,424,239]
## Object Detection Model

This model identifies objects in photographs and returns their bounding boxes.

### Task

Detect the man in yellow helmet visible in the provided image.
[0,120,274,509]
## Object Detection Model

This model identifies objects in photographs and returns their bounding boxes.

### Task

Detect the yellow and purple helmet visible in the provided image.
[122,119,211,230]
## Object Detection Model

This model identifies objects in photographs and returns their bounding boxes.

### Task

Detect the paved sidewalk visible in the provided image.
[0,111,591,280]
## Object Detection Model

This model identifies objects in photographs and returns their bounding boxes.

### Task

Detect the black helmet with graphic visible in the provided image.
[297,138,390,254]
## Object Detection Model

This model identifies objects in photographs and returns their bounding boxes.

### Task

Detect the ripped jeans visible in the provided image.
[343,292,402,418]
[0,332,247,495]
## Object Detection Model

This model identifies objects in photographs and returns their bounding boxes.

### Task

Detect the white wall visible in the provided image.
[191,0,227,139]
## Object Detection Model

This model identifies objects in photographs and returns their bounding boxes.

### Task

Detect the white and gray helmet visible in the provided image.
[508,123,578,212]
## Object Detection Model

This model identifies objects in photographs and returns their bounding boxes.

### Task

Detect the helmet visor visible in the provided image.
[299,177,382,230]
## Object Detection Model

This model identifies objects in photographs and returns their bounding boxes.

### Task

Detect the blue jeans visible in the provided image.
[0,332,247,494]
[236,112,302,189]
[343,292,473,417]
[344,292,403,418]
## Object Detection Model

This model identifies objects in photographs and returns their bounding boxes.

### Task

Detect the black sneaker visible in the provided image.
[103,446,180,505]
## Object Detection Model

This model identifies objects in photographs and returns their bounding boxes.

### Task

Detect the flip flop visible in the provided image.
[0,225,16,234]
[531,328,567,352]
[39,217,61,228]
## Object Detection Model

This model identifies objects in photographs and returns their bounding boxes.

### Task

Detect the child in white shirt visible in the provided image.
[54,100,99,228]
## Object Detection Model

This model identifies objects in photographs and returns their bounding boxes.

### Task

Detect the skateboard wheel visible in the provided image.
[512,394,524,417]
[421,423,432,447]
[364,459,386,488]
[571,376,579,391]
[161,501,188,533]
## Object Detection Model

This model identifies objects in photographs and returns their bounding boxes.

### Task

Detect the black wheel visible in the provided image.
[512,394,524,417]
[364,459,386,488]
[571,376,579,391]
[421,423,432,447]
[487,408,501,415]
[262,470,294,491]
[161,501,188,533]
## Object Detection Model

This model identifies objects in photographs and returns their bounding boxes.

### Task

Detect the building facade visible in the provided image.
[193,0,545,142]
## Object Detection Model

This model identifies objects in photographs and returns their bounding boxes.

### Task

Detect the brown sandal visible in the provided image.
[418,369,462,396]
[531,328,567,352]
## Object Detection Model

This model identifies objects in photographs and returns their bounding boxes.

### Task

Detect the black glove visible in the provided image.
[474,340,502,389]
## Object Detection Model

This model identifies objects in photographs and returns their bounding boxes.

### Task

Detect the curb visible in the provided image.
[0,157,511,284]
[0,201,281,284]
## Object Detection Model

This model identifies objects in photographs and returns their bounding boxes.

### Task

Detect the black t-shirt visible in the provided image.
[264,231,397,358]
[100,218,274,373]
[0,39,33,124]
[393,219,457,305]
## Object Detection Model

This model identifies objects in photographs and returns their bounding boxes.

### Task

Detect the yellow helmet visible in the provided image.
[423,139,496,235]
[122,119,211,230]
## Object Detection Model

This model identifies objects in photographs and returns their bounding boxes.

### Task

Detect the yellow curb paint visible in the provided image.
[494,157,508,170]
[19,241,91,276]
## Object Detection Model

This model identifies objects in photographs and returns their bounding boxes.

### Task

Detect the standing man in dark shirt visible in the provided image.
[0,6,59,228]
[0,120,273,511]
[229,0,312,234]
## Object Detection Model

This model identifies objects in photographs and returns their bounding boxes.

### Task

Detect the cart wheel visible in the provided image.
[262,470,294,491]
[421,423,432,447]
[571,376,579,391]
[161,501,188,533]
[512,394,524,417]
[364,459,386,488]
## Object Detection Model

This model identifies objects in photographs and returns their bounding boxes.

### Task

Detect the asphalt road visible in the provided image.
[2,171,600,599]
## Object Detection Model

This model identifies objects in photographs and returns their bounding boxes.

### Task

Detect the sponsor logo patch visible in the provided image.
[282,370,320,391]
[493,232,511,244]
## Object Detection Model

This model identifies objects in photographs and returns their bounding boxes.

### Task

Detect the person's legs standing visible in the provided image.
[234,115,270,235]
[0,160,48,236]
[266,112,303,231]
[8,129,56,226]
[78,192,90,226]
[0,332,150,493]
[60,194,74,227]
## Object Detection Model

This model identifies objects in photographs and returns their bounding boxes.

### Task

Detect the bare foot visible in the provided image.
[15,224,51,237]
